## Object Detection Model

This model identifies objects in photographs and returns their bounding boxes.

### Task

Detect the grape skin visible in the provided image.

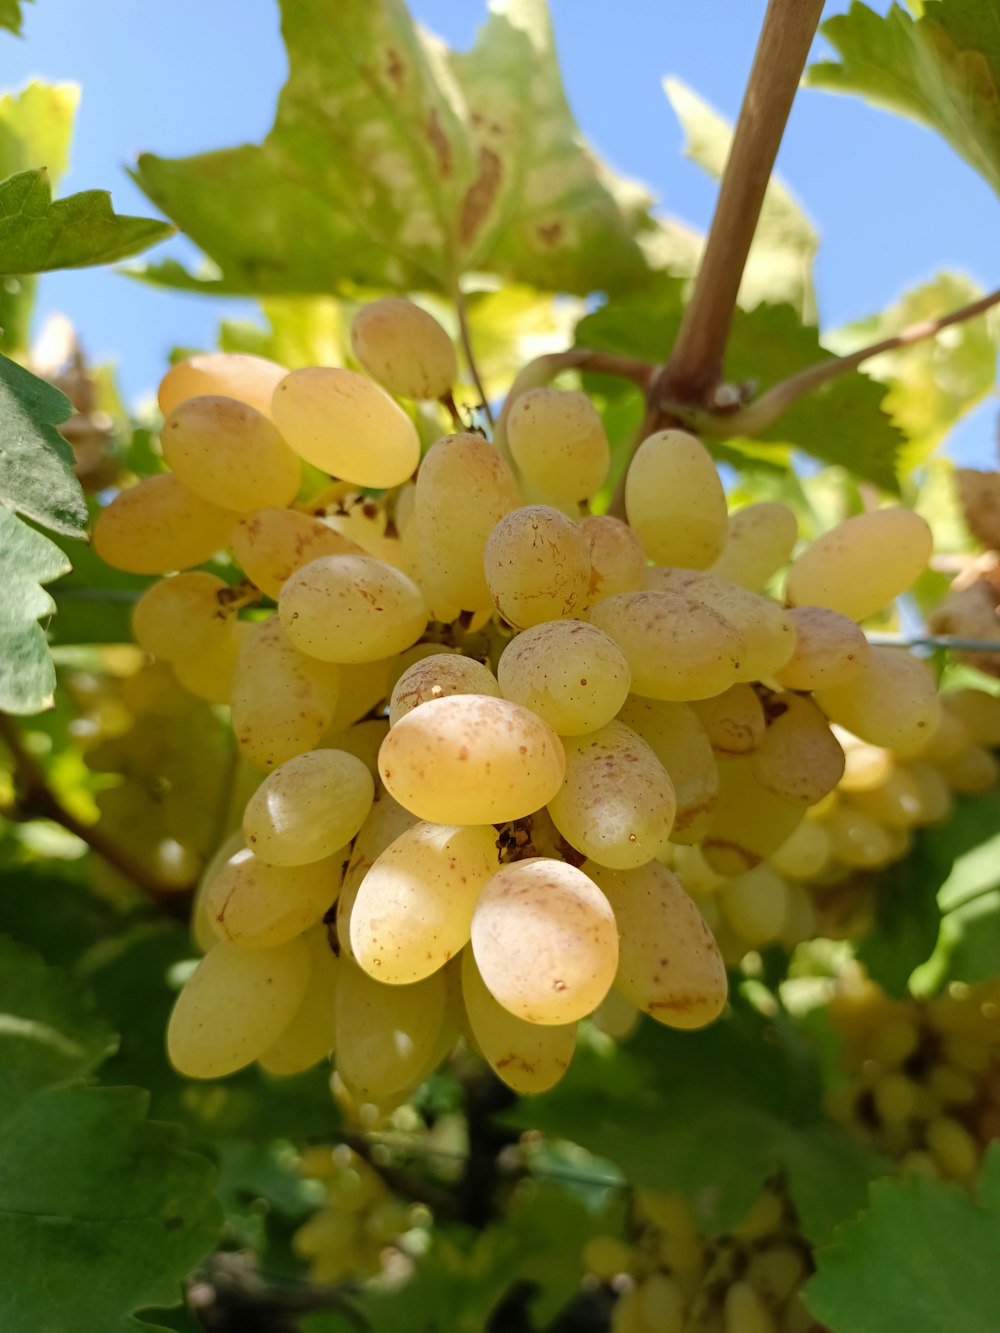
[158,351,288,420]
[93,473,237,575]
[625,429,728,569]
[350,297,457,400]
[243,749,375,866]
[496,619,630,736]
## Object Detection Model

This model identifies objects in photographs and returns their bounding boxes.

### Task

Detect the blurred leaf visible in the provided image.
[48,529,151,647]
[219,296,348,370]
[808,1,1000,197]
[0,863,121,967]
[0,0,31,36]
[664,78,818,318]
[805,1144,1000,1333]
[0,169,173,276]
[132,0,653,299]
[856,841,947,997]
[827,273,999,473]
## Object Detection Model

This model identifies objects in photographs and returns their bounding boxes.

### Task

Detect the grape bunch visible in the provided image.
[825,974,1000,1182]
[584,1183,821,1333]
[90,293,943,1101]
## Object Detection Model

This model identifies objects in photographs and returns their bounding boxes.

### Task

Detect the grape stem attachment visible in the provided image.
[454,286,494,427]
[0,711,194,913]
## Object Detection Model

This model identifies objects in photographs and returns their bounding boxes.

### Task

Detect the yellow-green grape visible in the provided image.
[944,688,1000,747]
[378,694,565,824]
[920,708,972,764]
[279,553,427,664]
[724,1280,776,1333]
[461,948,577,1094]
[351,821,500,984]
[903,760,953,825]
[243,749,375,866]
[581,1234,636,1280]
[672,843,726,895]
[779,882,817,949]
[231,506,362,599]
[158,351,288,420]
[702,757,803,875]
[925,1116,979,1181]
[506,387,610,504]
[337,790,421,959]
[131,571,232,663]
[389,654,500,727]
[770,820,832,880]
[618,697,719,844]
[774,606,868,691]
[815,647,942,756]
[496,619,630,736]
[547,721,675,869]
[644,567,796,682]
[823,804,894,868]
[844,766,923,828]
[484,505,591,628]
[588,590,743,701]
[784,508,932,621]
[625,429,727,569]
[231,616,341,769]
[350,297,457,400]
[272,366,420,488]
[836,731,894,792]
[691,684,766,756]
[415,433,521,615]
[205,844,346,948]
[941,744,1000,794]
[172,619,247,705]
[578,513,648,601]
[323,718,388,779]
[611,1287,653,1333]
[161,395,301,512]
[471,858,618,1024]
[93,473,237,574]
[720,865,790,946]
[191,830,243,953]
[326,658,394,733]
[591,987,642,1041]
[258,923,340,1076]
[587,860,727,1029]
[747,1246,808,1306]
[752,693,845,806]
[166,935,310,1078]
[334,955,449,1100]
[709,502,798,590]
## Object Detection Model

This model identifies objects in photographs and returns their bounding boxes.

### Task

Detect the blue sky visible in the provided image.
[3,0,997,462]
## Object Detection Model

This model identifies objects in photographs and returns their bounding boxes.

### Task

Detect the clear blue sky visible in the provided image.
[4,0,997,463]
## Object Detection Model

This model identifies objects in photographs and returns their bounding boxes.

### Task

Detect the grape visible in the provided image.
[941,744,1000,794]
[723,1280,776,1333]
[461,948,576,1094]
[823,803,894,868]
[205,844,346,948]
[131,571,232,664]
[925,1116,978,1180]
[625,429,727,568]
[258,923,340,1076]
[337,790,421,959]
[231,616,341,769]
[844,766,922,827]
[322,718,388,779]
[578,513,647,601]
[484,505,591,628]
[378,695,565,824]
[350,297,457,400]
[547,721,675,869]
[325,658,394,733]
[272,366,420,487]
[587,590,743,701]
[944,688,1000,747]
[752,693,845,806]
[243,749,375,866]
[334,956,450,1100]
[591,987,642,1041]
[784,508,932,621]
[587,860,727,1029]
[191,830,244,954]
[351,821,500,984]
[814,647,942,756]
[770,820,832,880]
[415,433,521,614]
[506,387,610,504]
[93,473,237,574]
[903,760,952,825]
[470,858,617,1024]
[166,935,310,1078]
[232,506,362,599]
[709,501,798,590]
[720,865,790,945]
[702,757,803,875]
[691,684,765,756]
[618,697,719,844]
[389,654,500,726]
[774,606,868,691]
[496,619,630,736]
[161,395,301,512]
[279,553,427,663]
[158,351,288,419]
[921,708,972,764]
[582,1234,636,1280]
[172,618,248,705]
[638,1273,687,1333]
[836,731,893,792]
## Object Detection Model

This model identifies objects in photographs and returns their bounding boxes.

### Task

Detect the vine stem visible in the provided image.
[0,712,193,913]
[454,286,494,427]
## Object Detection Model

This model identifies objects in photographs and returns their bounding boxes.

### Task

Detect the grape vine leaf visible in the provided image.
[805,1144,1000,1333]
[808,1,1000,197]
[0,169,174,275]
[0,935,222,1333]
[0,0,31,36]
[132,0,653,299]
[663,78,818,319]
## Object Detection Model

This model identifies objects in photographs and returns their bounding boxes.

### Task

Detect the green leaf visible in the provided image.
[0,504,69,710]
[0,935,222,1333]
[0,0,31,36]
[856,843,946,997]
[664,78,818,318]
[132,0,652,298]
[805,1144,1000,1333]
[0,169,173,276]
[808,1,1000,197]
